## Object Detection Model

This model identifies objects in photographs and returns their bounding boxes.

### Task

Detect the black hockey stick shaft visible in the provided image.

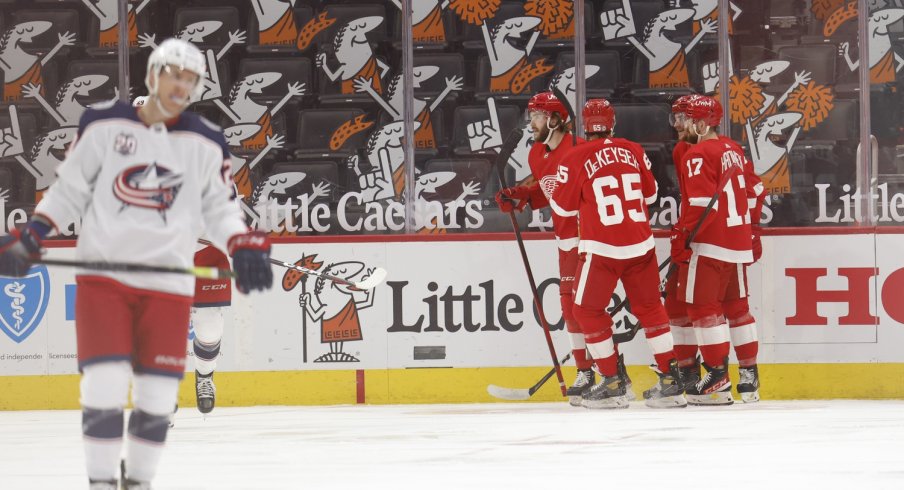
[495,127,567,397]
[35,258,234,279]
[527,352,572,396]
[551,86,578,147]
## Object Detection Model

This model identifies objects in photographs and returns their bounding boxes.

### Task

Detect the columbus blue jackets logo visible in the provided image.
[0,266,50,344]
[113,163,183,221]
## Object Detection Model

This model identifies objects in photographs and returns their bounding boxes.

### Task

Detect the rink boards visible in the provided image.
[1,230,904,409]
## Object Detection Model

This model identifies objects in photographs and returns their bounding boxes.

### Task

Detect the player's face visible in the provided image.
[671,112,687,140]
[156,64,199,114]
[528,111,551,142]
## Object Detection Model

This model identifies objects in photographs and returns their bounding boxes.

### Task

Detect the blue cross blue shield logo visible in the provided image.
[0,266,50,344]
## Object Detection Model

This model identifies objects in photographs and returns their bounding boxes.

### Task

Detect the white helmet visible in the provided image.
[145,38,206,103]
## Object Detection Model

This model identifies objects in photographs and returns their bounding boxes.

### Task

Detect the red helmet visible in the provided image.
[683,95,722,127]
[582,98,615,134]
[671,94,698,114]
[527,91,568,121]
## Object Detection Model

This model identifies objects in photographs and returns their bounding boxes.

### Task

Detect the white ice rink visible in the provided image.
[2,401,903,489]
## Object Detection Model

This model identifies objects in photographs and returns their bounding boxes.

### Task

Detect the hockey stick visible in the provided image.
[488,352,572,401]
[198,239,387,290]
[35,258,234,279]
[493,127,568,397]
[551,86,577,147]
[487,164,740,400]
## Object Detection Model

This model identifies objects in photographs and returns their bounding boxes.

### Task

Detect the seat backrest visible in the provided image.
[611,103,673,144]
[296,108,370,152]
[450,104,523,155]
[599,0,665,46]
[475,55,554,99]
[458,2,525,46]
[269,160,340,203]
[0,109,38,166]
[422,157,493,200]
[411,54,466,97]
[173,7,241,51]
[316,3,388,47]
[246,6,314,49]
[799,98,858,142]
[65,59,118,104]
[237,57,312,103]
[552,50,620,96]
[777,44,837,86]
[9,9,81,55]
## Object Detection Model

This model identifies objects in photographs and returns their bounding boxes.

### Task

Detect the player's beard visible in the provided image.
[685,133,699,144]
[532,125,550,143]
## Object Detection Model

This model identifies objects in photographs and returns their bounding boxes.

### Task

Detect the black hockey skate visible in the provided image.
[566,369,595,407]
[616,353,636,401]
[737,365,761,403]
[581,374,629,409]
[195,370,216,414]
[678,359,701,393]
[686,358,733,406]
[643,361,687,409]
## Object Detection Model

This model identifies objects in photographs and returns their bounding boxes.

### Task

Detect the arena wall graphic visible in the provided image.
[1,233,903,409]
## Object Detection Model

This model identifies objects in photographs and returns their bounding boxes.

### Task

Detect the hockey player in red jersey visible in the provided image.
[0,39,273,489]
[550,99,685,409]
[493,91,609,407]
[666,94,764,403]
[671,95,753,406]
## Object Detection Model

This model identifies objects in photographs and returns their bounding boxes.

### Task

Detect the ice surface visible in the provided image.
[1,401,903,489]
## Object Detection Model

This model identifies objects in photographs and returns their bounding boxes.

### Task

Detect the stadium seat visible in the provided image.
[173,7,241,51]
[611,103,673,147]
[552,50,620,98]
[422,157,494,202]
[795,98,858,151]
[390,4,457,50]
[315,3,388,48]
[597,0,665,47]
[450,103,524,157]
[64,59,118,105]
[84,5,151,57]
[411,53,468,103]
[246,6,314,54]
[269,160,342,204]
[776,44,837,87]
[294,108,371,159]
[535,1,594,50]
[10,9,81,55]
[475,55,555,102]
[459,2,526,51]
[237,57,312,105]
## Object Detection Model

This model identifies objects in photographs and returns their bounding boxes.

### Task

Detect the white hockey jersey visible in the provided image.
[35,100,248,296]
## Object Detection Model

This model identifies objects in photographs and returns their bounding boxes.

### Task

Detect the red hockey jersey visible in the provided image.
[679,137,753,263]
[525,136,584,251]
[550,137,658,259]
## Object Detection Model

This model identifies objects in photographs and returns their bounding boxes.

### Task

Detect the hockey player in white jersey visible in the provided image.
[0,39,274,489]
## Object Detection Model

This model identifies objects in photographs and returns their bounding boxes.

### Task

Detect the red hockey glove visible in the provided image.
[494,186,531,213]
[751,225,762,263]
[228,231,273,294]
[670,226,692,264]
[0,219,50,277]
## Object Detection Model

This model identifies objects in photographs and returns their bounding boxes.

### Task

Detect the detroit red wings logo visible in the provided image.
[113,163,183,221]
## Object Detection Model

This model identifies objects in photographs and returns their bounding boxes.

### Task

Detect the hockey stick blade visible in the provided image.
[487,384,532,401]
[353,266,386,290]
[487,353,572,401]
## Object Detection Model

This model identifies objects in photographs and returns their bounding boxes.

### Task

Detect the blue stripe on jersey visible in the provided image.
[76,100,230,159]
[77,100,141,138]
